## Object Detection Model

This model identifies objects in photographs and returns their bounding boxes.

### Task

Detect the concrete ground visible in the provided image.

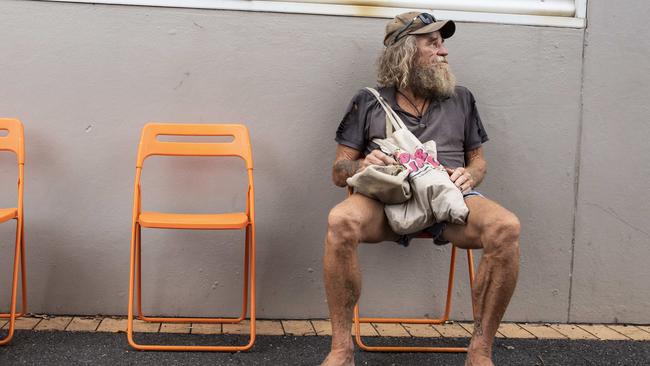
[1,331,650,365]
[1,316,650,365]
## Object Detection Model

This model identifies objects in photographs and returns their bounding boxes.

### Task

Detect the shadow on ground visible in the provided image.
[1,331,649,365]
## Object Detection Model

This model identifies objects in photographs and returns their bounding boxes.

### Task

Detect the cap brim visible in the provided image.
[410,19,455,39]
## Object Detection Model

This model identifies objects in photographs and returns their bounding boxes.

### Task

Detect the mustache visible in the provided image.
[417,56,448,67]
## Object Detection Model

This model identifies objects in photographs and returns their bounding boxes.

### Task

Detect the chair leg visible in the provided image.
[239,226,250,322]
[353,246,474,353]
[247,223,256,345]
[467,249,476,288]
[127,222,139,349]
[135,224,143,319]
[19,220,27,316]
[127,224,256,351]
[1,219,27,319]
[0,219,24,345]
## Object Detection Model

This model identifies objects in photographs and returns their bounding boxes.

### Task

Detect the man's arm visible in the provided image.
[448,146,487,193]
[332,145,362,187]
[332,144,397,187]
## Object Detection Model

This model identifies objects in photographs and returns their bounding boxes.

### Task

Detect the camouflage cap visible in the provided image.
[384,11,455,46]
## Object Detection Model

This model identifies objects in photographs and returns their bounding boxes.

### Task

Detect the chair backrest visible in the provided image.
[0,118,25,165]
[136,123,253,169]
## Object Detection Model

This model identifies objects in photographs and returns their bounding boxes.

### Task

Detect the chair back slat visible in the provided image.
[136,123,253,169]
[0,118,25,164]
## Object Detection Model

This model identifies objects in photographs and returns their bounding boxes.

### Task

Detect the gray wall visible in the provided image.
[0,0,646,323]
[570,1,650,324]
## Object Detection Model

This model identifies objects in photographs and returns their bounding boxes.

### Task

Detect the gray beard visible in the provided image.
[409,62,457,100]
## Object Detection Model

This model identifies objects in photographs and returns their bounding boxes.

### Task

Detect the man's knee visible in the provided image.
[481,212,520,256]
[326,206,363,249]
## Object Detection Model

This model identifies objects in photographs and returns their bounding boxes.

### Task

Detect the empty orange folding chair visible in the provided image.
[127,123,256,351]
[348,187,476,352]
[0,118,27,346]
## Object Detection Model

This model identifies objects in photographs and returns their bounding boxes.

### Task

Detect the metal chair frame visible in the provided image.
[354,245,475,352]
[0,118,27,346]
[349,188,476,352]
[127,123,256,352]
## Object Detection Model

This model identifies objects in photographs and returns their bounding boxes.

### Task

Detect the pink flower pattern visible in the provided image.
[396,148,441,175]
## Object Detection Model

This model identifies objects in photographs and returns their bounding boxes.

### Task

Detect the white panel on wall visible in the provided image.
[35,0,586,27]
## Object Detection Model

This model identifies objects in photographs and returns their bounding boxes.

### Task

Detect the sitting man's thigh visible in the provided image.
[328,193,398,244]
[442,195,520,249]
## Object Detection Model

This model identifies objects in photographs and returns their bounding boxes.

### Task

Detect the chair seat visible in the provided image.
[0,208,17,223]
[138,211,249,230]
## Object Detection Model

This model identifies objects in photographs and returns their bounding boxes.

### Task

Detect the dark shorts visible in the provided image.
[395,190,483,247]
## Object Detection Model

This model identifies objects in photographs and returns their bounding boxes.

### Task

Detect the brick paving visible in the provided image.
[373,323,410,337]
[0,315,648,342]
[520,323,568,339]
[66,317,101,332]
[281,320,316,336]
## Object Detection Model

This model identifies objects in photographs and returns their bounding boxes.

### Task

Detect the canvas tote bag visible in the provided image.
[364,87,469,235]
[346,163,412,204]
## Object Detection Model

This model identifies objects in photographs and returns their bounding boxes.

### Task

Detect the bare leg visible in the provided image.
[442,196,520,366]
[321,193,397,366]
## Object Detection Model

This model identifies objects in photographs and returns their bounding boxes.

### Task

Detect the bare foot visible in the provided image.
[464,353,494,366]
[320,348,354,366]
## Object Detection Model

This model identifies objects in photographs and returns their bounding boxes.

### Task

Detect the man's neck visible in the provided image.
[396,87,429,117]
[397,87,424,103]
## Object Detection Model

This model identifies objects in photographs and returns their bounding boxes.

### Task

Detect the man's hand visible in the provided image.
[445,167,474,194]
[358,150,397,173]
[331,145,398,187]
[443,147,487,194]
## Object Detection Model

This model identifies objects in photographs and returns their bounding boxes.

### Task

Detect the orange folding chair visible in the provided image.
[0,118,27,346]
[348,187,476,352]
[127,123,256,352]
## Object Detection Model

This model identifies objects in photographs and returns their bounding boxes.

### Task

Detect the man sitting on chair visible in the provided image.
[321,12,520,366]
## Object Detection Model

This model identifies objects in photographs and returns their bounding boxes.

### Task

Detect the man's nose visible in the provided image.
[437,44,448,57]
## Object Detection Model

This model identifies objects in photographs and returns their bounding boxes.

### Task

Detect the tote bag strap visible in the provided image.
[364,87,408,134]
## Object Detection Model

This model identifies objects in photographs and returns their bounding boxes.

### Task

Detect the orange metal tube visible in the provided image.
[246,176,257,345]
[240,225,250,320]
[0,218,23,345]
[353,247,474,353]
[135,224,143,319]
[0,220,27,319]
[356,343,468,353]
[443,246,458,320]
[1,168,27,320]
[1,161,25,345]
[20,219,26,313]
[17,164,26,316]
[356,317,448,324]
[248,223,257,345]
[137,316,248,324]
[467,250,476,288]
[126,168,141,348]
[127,343,255,352]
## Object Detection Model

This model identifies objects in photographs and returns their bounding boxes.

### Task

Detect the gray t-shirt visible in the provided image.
[335,86,488,168]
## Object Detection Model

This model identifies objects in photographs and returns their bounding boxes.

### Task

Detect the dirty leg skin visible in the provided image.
[321,193,397,366]
[443,196,521,366]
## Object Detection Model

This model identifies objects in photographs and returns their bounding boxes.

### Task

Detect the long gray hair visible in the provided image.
[377,35,418,89]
